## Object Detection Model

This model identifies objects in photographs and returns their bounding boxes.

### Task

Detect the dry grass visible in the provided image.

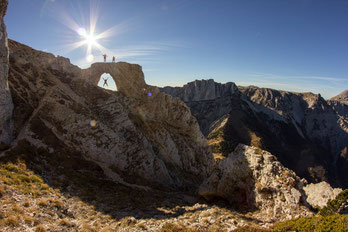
[1,215,20,227]
[59,218,74,227]
[0,186,5,198]
[34,225,47,232]
[0,144,277,232]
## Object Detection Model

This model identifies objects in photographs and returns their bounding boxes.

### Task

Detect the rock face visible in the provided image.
[199,144,312,220]
[161,80,241,135]
[161,79,239,102]
[161,80,348,188]
[328,90,348,119]
[0,0,13,149]
[7,39,214,191]
[303,181,342,209]
[330,90,348,105]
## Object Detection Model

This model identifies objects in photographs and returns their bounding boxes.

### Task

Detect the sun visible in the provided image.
[77,27,98,47]
[85,34,97,47]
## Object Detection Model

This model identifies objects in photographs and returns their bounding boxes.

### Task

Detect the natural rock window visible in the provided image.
[97,73,118,91]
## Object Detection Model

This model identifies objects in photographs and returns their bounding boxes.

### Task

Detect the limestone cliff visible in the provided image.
[7,39,214,191]
[161,80,348,188]
[0,0,13,149]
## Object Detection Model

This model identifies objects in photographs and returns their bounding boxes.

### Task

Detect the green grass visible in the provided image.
[320,189,348,216]
[273,214,348,232]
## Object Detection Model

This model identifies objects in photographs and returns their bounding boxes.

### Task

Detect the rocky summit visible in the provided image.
[7,39,214,191]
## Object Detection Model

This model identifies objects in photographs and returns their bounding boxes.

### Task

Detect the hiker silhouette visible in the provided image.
[103,54,107,62]
[103,77,108,87]
[112,56,115,62]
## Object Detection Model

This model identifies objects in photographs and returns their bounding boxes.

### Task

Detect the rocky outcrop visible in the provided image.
[161,79,239,102]
[328,90,348,118]
[161,80,241,135]
[303,182,342,209]
[330,90,348,105]
[199,144,312,220]
[0,0,13,149]
[7,39,214,191]
[162,80,348,188]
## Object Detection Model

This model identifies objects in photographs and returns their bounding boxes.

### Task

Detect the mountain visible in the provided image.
[161,80,348,188]
[1,1,347,230]
[330,90,348,104]
[6,39,216,191]
[1,30,312,232]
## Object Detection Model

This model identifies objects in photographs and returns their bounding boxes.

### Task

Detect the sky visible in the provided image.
[5,0,348,98]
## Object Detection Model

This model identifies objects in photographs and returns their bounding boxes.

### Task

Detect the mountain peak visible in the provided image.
[330,90,348,104]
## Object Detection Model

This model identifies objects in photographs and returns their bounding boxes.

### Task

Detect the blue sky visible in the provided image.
[5,0,348,98]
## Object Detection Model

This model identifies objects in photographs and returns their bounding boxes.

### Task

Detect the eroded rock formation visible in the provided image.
[199,144,312,220]
[0,0,13,149]
[7,39,214,191]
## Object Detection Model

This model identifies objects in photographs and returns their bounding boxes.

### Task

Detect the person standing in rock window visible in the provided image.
[103,77,108,87]
[103,54,107,62]
[112,56,115,62]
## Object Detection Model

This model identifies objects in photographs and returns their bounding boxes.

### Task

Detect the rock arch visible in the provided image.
[81,62,147,98]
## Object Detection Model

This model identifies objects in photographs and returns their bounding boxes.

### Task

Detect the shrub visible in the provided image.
[273,214,348,232]
[320,189,348,216]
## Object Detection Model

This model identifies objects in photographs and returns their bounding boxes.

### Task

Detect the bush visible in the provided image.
[320,189,348,216]
[273,214,348,232]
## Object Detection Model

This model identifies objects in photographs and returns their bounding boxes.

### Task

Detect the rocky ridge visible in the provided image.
[161,80,348,188]
[7,39,214,191]
[0,0,13,149]
[330,90,348,105]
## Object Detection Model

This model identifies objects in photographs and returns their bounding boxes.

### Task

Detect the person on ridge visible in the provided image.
[112,56,115,62]
[103,77,108,87]
[103,54,107,62]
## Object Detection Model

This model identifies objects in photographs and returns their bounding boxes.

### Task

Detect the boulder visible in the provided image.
[303,181,342,209]
[199,144,312,220]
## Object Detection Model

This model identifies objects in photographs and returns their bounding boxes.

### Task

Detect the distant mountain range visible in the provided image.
[161,80,348,188]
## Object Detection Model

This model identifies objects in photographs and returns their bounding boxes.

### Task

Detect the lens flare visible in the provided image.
[77,27,87,37]
[90,120,97,127]
[86,33,97,46]
[86,54,94,62]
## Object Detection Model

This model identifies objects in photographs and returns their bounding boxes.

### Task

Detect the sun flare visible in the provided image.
[85,33,97,47]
